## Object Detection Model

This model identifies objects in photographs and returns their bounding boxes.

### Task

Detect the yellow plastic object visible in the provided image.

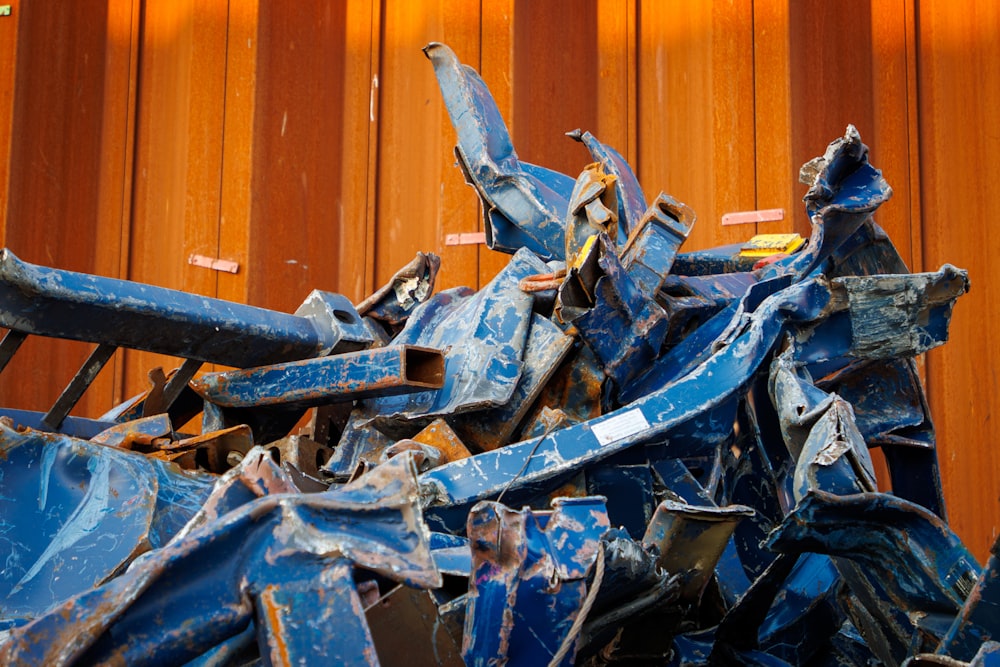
[738,233,805,257]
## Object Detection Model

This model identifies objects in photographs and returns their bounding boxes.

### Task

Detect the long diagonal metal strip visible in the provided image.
[0,248,371,368]
[419,266,968,533]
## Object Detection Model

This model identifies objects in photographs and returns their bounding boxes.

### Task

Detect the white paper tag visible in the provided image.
[590,408,651,446]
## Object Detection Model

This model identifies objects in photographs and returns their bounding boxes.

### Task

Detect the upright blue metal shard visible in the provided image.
[642,499,754,602]
[568,129,648,243]
[768,346,878,500]
[0,455,439,667]
[356,251,441,337]
[253,559,380,666]
[448,311,574,451]
[424,42,573,260]
[758,125,893,283]
[463,496,608,666]
[557,233,669,395]
[620,192,695,298]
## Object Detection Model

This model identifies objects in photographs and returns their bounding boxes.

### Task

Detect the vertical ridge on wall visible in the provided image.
[374,0,481,292]
[478,0,514,285]
[917,0,1000,559]
[124,0,230,394]
[637,0,756,251]
[752,0,795,238]
[0,1,134,415]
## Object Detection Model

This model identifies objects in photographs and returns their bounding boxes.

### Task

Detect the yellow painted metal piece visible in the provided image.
[739,233,805,257]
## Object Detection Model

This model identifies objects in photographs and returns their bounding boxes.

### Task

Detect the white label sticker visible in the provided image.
[590,408,651,446]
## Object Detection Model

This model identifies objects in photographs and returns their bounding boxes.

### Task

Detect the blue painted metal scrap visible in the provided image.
[0,41,994,666]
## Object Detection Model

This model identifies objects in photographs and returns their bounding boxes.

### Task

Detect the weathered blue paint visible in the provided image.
[463,496,608,666]
[420,266,966,533]
[356,251,441,336]
[0,248,372,369]
[0,455,438,666]
[0,422,215,626]
[621,193,694,298]
[557,233,670,394]
[191,345,444,409]
[0,42,986,666]
[424,42,573,261]
[365,248,544,428]
[768,490,981,663]
[448,312,574,451]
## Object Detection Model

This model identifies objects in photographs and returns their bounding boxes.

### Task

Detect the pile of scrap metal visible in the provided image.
[0,42,995,666]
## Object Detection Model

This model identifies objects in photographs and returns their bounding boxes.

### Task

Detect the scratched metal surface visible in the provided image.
[0,42,995,666]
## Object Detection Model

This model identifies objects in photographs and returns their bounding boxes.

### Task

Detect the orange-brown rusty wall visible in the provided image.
[1,0,998,559]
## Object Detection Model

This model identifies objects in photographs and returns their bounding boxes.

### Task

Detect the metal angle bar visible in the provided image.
[192,345,445,409]
[154,358,203,415]
[42,343,117,431]
[0,329,27,374]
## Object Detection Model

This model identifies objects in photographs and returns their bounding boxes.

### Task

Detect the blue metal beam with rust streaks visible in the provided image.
[419,265,967,534]
[0,248,372,369]
[191,345,444,410]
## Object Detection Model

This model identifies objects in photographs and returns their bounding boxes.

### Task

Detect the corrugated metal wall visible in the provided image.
[1,0,998,558]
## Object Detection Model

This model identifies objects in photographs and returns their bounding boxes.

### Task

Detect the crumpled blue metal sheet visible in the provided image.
[424,42,572,261]
[463,496,608,666]
[0,421,215,629]
[448,311,574,451]
[0,454,438,666]
[356,251,441,337]
[0,41,992,666]
[768,490,981,663]
[419,264,967,533]
[557,232,670,394]
[366,247,545,429]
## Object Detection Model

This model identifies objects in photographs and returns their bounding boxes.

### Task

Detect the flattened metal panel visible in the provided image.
[0,424,157,622]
